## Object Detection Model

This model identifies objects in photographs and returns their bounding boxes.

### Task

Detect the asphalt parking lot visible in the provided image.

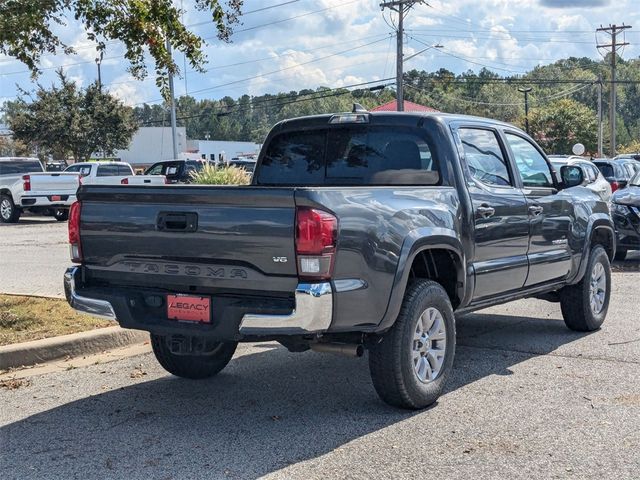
[1,217,639,479]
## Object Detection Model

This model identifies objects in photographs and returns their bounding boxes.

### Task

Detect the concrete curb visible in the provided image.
[0,326,149,370]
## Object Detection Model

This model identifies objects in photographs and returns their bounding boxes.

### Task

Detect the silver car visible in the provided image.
[550,157,612,203]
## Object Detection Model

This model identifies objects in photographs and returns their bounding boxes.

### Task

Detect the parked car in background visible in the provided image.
[610,170,640,260]
[65,111,614,409]
[144,159,209,184]
[614,153,640,164]
[0,157,79,223]
[593,159,639,193]
[45,161,67,172]
[550,157,611,203]
[228,158,257,174]
[64,161,165,185]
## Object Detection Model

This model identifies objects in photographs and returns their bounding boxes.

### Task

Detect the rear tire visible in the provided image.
[151,334,237,379]
[369,280,456,409]
[614,248,627,261]
[560,245,611,332]
[0,195,21,223]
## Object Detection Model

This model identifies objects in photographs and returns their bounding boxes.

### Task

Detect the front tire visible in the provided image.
[151,334,237,379]
[369,280,456,409]
[560,245,611,331]
[0,195,21,223]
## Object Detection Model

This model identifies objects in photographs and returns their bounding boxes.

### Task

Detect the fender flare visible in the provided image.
[376,227,466,331]
[568,214,615,285]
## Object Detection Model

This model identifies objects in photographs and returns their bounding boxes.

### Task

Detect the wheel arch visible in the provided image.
[377,228,467,331]
[568,215,615,285]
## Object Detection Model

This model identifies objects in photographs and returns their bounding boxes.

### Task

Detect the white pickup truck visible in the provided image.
[64,161,166,186]
[0,157,80,223]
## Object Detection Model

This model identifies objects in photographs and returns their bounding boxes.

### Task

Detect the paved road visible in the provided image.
[0,216,68,297]
[1,273,639,479]
[1,217,639,298]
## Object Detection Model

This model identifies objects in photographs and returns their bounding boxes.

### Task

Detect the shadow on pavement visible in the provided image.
[0,218,59,226]
[0,313,592,479]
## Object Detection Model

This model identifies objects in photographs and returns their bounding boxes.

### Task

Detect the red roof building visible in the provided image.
[371,100,439,113]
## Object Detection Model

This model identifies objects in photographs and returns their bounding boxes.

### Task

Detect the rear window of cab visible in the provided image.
[256,126,441,186]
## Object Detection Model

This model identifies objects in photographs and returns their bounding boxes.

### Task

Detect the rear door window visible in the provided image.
[117,164,133,176]
[458,128,512,186]
[97,165,121,176]
[257,126,439,186]
[595,163,614,178]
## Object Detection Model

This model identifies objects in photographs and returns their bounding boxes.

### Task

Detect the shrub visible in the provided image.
[191,163,251,185]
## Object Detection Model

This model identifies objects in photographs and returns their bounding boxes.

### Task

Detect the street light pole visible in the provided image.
[518,87,533,135]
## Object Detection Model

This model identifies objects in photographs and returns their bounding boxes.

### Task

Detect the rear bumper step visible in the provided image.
[64,267,116,320]
[239,282,333,335]
[64,267,333,336]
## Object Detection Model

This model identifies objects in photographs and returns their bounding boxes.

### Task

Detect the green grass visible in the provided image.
[0,295,113,346]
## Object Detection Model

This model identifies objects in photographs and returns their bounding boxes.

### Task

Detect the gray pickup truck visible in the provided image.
[64,110,615,409]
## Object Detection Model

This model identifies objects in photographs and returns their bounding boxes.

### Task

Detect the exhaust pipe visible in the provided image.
[310,343,364,358]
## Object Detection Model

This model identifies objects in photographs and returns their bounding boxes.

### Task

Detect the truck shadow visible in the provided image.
[1,312,593,479]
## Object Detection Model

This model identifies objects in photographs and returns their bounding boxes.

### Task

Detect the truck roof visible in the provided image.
[272,111,518,133]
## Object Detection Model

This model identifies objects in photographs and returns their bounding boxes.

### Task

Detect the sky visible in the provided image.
[0,0,638,107]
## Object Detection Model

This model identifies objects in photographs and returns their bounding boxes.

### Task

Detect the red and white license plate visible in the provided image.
[51,195,61,201]
[167,295,211,323]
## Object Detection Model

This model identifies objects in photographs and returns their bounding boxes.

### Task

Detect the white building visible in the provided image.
[114,127,188,167]
[187,140,261,163]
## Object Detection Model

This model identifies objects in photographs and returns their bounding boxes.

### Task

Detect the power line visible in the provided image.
[137,78,396,125]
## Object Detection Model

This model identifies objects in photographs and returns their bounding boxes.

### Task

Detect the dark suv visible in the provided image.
[144,159,209,183]
[594,159,640,192]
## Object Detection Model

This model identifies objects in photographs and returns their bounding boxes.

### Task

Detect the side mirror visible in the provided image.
[560,165,584,188]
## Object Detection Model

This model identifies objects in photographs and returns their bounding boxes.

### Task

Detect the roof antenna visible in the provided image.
[352,103,368,113]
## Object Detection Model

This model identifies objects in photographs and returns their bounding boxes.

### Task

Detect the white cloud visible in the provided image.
[1,0,638,104]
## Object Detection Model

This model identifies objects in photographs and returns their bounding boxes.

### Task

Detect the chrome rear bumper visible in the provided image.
[239,282,333,335]
[64,267,116,320]
[64,267,333,335]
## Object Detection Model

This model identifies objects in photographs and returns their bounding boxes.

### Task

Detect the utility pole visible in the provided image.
[95,51,103,92]
[518,87,532,135]
[380,1,426,112]
[597,24,632,157]
[166,38,179,160]
[597,76,603,157]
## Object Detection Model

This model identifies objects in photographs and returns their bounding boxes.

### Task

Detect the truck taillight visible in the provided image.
[22,175,31,192]
[611,181,619,193]
[295,207,337,280]
[120,178,129,184]
[68,201,82,263]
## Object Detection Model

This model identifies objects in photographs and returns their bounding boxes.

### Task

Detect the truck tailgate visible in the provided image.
[29,172,80,194]
[78,185,299,294]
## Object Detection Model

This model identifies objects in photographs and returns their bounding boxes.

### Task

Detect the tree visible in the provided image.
[7,71,138,162]
[528,99,597,154]
[0,0,242,97]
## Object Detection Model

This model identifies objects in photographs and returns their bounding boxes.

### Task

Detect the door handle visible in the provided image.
[529,205,544,216]
[476,205,495,218]
[157,212,198,232]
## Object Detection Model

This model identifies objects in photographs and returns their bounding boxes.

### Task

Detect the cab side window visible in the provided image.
[505,134,554,188]
[458,128,512,187]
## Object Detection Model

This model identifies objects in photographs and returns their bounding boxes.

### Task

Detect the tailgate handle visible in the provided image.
[157,212,198,232]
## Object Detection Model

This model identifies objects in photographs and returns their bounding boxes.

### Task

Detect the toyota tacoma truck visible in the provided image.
[1,157,80,222]
[64,110,615,409]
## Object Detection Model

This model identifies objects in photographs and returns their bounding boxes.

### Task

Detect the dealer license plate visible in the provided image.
[167,295,211,323]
